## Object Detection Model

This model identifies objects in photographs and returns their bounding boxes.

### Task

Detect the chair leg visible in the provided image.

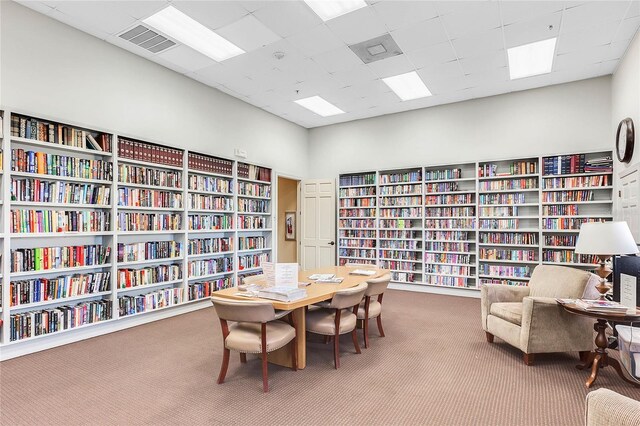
[351,328,361,354]
[376,315,385,337]
[240,353,247,363]
[333,332,340,369]
[485,332,494,343]
[363,318,370,348]
[291,337,298,371]
[261,323,269,393]
[523,353,535,366]
[217,348,230,384]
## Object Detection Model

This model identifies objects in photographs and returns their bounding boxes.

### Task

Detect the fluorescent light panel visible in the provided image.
[382,71,432,101]
[143,6,244,61]
[507,38,557,80]
[294,96,345,117]
[304,0,367,21]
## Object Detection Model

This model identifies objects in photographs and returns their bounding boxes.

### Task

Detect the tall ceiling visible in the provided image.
[19,0,640,128]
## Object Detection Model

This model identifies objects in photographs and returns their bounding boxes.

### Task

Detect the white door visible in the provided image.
[620,165,640,241]
[300,179,336,269]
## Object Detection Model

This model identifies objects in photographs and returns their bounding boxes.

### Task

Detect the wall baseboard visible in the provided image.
[389,282,481,299]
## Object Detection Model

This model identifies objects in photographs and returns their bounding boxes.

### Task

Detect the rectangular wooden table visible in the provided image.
[212,265,389,369]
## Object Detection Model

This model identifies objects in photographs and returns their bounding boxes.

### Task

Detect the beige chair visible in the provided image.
[357,273,390,348]
[306,282,367,368]
[211,297,297,392]
[481,264,598,365]
[585,388,640,426]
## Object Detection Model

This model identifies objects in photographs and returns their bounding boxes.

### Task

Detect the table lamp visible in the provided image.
[575,221,639,299]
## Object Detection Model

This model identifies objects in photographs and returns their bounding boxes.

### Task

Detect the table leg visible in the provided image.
[586,354,602,388]
[577,351,596,370]
[267,307,307,369]
[608,357,640,387]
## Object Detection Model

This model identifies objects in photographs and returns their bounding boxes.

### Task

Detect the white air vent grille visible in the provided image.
[119,24,176,54]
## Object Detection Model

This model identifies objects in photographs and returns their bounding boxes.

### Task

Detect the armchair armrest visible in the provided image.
[586,388,640,426]
[520,296,593,354]
[480,284,530,330]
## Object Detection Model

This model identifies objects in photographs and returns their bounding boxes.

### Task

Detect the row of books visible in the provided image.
[426,194,474,204]
[117,264,182,288]
[543,175,611,189]
[425,242,472,252]
[12,149,113,181]
[339,173,375,186]
[11,210,110,233]
[189,194,233,211]
[478,219,520,230]
[425,168,462,181]
[188,278,233,300]
[118,164,182,188]
[425,182,459,193]
[543,154,588,175]
[425,218,475,229]
[118,188,182,209]
[426,264,472,275]
[479,248,537,261]
[379,250,421,261]
[425,230,471,241]
[9,272,111,306]
[119,288,183,317]
[479,178,538,191]
[379,196,422,206]
[188,258,233,277]
[238,236,267,251]
[584,157,613,173]
[392,271,419,283]
[544,234,577,247]
[379,207,422,218]
[11,179,111,205]
[339,187,376,197]
[188,175,232,194]
[11,245,110,273]
[379,240,420,250]
[238,163,271,182]
[379,219,417,229]
[118,138,183,168]
[341,229,376,238]
[340,238,376,248]
[117,212,182,232]
[379,184,421,196]
[188,152,233,176]
[188,237,233,255]
[340,197,375,207]
[479,193,526,205]
[380,260,421,271]
[340,219,376,228]
[480,278,526,287]
[425,275,469,287]
[543,205,579,216]
[478,264,531,278]
[188,214,233,231]
[117,241,182,263]
[379,171,421,184]
[237,199,269,213]
[542,217,606,230]
[479,232,538,245]
[542,250,597,264]
[9,300,112,342]
[479,206,519,217]
[12,114,112,152]
[426,207,475,217]
[237,215,268,229]
[238,253,269,270]
[424,253,471,264]
[542,190,595,202]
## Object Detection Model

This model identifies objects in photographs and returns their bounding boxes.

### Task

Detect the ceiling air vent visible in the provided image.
[349,34,403,64]
[119,24,176,54]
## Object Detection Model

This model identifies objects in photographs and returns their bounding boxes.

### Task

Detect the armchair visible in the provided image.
[481,265,598,365]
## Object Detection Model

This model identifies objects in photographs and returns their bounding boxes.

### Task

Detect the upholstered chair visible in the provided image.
[306,282,368,368]
[585,388,640,426]
[357,273,391,348]
[211,297,297,392]
[481,264,598,365]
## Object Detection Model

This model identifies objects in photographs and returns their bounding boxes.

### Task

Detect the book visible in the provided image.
[315,277,344,284]
[258,286,307,302]
[350,269,377,276]
[309,273,335,280]
[86,134,103,151]
[575,299,629,313]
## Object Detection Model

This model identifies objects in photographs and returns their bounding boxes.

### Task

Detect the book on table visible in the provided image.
[257,286,307,302]
[575,299,629,313]
[308,273,335,280]
[349,269,376,276]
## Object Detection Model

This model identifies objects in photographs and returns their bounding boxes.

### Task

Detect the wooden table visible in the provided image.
[212,265,389,369]
[562,303,640,388]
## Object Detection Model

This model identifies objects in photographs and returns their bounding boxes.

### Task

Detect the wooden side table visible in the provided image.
[562,303,640,388]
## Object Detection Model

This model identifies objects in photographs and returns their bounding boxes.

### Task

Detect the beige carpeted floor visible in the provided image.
[1,290,640,425]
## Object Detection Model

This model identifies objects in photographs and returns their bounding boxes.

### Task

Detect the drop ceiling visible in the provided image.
[18,0,640,129]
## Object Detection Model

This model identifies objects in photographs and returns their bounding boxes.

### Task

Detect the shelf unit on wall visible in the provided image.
[337,172,377,266]
[0,110,277,357]
[424,163,476,289]
[236,162,273,281]
[337,151,614,292]
[378,168,423,283]
[541,152,613,269]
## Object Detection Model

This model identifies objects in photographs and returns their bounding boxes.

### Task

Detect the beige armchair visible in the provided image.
[585,388,640,426]
[481,265,598,365]
[357,273,391,348]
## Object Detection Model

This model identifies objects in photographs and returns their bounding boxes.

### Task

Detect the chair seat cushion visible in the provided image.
[306,309,357,335]
[226,321,295,354]
[312,300,331,309]
[356,300,381,319]
[490,302,523,326]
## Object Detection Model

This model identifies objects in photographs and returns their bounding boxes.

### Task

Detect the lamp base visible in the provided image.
[595,281,612,300]
[594,255,613,300]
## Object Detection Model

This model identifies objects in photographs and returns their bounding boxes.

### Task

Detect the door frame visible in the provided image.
[275,172,303,265]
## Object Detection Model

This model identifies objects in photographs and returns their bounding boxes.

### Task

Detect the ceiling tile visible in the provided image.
[418,60,465,82]
[222,39,302,79]
[503,12,562,48]
[282,58,331,83]
[312,47,364,73]
[554,47,609,71]
[361,90,402,108]
[405,42,458,69]
[49,1,137,35]
[614,16,640,42]
[557,21,619,54]
[285,24,345,57]
[216,14,281,53]
[452,28,504,59]
[252,1,323,38]
[237,1,271,13]
[440,2,501,39]
[508,73,555,92]
[465,67,510,88]
[471,84,510,99]
[18,1,56,15]
[155,44,217,72]
[105,1,168,20]
[551,62,604,85]
[349,80,392,100]
[499,1,565,25]
[366,54,416,79]
[627,0,640,18]
[371,1,439,31]
[325,6,388,45]
[459,51,507,75]
[276,75,344,101]
[330,65,378,87]
[562,1,631,33]
[171,1,248,30]
[390,17,449,53]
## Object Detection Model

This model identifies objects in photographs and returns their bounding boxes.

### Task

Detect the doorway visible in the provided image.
[277,176,300,263]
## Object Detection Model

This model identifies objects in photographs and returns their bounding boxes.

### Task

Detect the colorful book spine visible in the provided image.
[117,212,182,232]
[11,245,110,272]
[117,164,182,188]
[10,272,111,306]
[11,210,110,233]
[11,149,113,181]
[118,288,183,317]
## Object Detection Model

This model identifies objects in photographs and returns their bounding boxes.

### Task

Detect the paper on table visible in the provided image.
[262,261,299,288]
[620,273,637,310]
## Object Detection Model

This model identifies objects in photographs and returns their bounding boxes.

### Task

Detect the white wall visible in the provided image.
[0,1,308,177]
[307,77,612,178]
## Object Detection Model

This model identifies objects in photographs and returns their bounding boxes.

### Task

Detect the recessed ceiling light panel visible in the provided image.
[304,0,367,21]
[507,38,557,80]
[382,71,432,101]
[143,6,244,62]
[294,96,345,117]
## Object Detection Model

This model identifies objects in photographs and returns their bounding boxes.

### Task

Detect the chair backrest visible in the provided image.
[365,273,390,297]
[528,265,593,298]
[330,282,368,310]
[242,274,265,285]
[345,262,378,269]
[211,297,275,323]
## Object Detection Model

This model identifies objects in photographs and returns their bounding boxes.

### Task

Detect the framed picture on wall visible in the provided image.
[285,211,296,240]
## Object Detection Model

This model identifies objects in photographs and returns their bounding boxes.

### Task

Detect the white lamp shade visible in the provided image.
[574,221,639,255]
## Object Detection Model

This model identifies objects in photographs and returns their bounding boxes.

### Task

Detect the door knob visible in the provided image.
[328,241,335,246]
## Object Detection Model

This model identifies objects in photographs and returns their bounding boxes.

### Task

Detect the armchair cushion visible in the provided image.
[481,284,530,330]
[357,300,382,319]
[306,309,357,335]
[585,388,640,426]
[528,265,591,298]
[226,321,295,354]
[490,302,523,326]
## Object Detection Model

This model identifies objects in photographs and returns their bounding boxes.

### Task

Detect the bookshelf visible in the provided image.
[337,151,614,292]
[0,110,278,358]
[338,171,377,267]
